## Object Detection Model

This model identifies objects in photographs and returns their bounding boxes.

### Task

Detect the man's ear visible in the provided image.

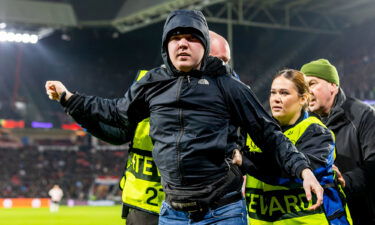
[329,83,339,95]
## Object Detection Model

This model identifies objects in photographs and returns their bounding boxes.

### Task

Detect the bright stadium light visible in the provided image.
[21,34,31,43]
[0,31,38,44]
[14,33,23,42]
[30,34,38,44]
[6,32,16,42]
[0,31,6,41]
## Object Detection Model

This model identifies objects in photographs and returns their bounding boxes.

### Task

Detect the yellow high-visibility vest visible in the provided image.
[119,70,164,215]
[245,116,352,225]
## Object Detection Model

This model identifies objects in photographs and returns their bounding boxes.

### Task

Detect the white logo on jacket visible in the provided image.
[198,79,209,85]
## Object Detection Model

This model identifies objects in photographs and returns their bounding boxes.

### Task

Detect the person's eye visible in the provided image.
[170,36,179,41]
[281,91,289,95]
[188,36,199,42]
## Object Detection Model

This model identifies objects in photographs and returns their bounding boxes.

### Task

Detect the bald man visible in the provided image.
[209,30,231,63]
[209,31,240,80]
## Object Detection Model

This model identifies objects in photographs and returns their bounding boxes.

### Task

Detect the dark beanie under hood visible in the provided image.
[161,10,210,74]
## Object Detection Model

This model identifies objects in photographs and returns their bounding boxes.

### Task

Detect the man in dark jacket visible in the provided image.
[88,31,235,225]
[46,10,323,224]
[302,59,375,225]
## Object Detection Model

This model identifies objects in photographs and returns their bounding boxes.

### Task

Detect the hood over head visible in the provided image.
[161,10,210,74]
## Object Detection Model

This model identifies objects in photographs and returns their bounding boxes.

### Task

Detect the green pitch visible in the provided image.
[0,205,125,225]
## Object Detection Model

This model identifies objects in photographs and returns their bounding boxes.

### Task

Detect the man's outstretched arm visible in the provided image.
[45,80,147,141]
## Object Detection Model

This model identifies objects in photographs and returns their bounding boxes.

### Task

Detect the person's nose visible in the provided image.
[272,94,281,103]
[178,38,188,48]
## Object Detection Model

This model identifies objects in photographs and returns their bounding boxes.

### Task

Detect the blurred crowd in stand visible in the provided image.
[0,146,127,200]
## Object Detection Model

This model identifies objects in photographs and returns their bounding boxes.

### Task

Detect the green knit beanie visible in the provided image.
[300,59,340,86]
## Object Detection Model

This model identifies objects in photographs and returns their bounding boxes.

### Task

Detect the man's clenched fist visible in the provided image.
[45,81,72,101]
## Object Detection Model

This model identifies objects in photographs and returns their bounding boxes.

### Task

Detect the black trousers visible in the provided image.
[126,208,159,225]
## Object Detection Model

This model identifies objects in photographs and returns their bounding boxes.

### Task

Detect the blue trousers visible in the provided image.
[158,199,248,225]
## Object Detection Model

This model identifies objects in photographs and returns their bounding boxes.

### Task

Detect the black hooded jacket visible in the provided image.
[61,10,309,189]
[323,89,375,225]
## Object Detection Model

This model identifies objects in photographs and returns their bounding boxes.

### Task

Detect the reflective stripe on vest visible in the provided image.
[245,116,333,224]
[120,70,165,215]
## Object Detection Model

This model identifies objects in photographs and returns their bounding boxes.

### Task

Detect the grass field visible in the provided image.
[0,205,125,225]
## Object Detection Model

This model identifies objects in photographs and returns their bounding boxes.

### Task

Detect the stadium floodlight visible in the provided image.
[14,33,22,42]
[0,31,38,44]
[29,34,38,44]
[0,23,6,29]
[7,32,16,42]
[0,31,6,41]
[21,34,31,43]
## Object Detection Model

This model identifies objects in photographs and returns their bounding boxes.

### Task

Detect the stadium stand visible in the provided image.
[0,146,127,200]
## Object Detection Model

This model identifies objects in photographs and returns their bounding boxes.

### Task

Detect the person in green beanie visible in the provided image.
[302,58,375,225]
[300,59,340,116]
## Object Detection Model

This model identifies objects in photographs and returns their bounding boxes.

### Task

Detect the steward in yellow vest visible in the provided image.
[244,112,352,225]
[119,70,164,218]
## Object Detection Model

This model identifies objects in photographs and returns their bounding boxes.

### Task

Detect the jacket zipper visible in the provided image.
[176,76,184,182]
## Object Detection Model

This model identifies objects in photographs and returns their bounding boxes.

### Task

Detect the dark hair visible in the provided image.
[273,69,310,108]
